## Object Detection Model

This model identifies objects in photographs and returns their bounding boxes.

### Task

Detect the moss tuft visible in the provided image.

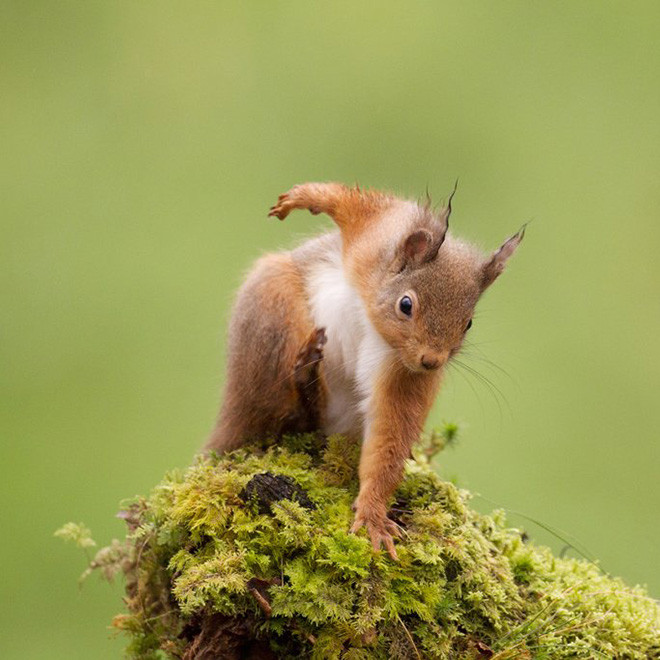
[58,432,660,659]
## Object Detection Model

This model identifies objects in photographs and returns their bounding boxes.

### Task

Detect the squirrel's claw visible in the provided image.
[268,192,296,220]
[268,186,323,220]
[350,512,402,561]
[384,517,404,538]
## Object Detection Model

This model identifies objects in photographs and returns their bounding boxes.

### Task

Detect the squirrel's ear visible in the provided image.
[400,180,454,269]
[401,225,446,270]
[481,226,525,289]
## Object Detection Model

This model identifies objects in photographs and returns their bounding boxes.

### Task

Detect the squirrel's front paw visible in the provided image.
[350,508,402,561]
[268,185,322,220]
[268,192,296,220]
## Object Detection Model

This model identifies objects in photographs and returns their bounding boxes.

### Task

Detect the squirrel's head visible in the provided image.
[358,195,524,373]
[268,180,524,374]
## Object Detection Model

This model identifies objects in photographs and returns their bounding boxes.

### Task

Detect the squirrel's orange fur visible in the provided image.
[206,182,523,559]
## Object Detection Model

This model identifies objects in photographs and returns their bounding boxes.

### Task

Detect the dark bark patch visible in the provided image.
[240,472,315,514]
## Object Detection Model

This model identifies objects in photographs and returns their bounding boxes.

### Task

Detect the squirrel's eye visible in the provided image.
[399,295,413,317]
[465,319,473,332]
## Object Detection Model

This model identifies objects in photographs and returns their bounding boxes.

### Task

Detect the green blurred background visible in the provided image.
[2,1,659,657]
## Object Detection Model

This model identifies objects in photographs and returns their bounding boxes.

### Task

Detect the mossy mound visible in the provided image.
[60,432,660,659]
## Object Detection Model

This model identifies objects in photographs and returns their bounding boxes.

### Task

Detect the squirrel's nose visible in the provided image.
[420,355,440,371]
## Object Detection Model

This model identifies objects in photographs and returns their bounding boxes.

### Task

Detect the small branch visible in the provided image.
[248,585,272,617]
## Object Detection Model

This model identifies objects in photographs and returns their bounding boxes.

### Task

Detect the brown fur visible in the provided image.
[208,182,523,559]
[206,253,326,451]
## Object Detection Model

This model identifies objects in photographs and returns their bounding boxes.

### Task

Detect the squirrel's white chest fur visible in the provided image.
[306,249,394,437]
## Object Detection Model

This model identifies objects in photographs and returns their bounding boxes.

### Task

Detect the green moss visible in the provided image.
[58,431,660,659]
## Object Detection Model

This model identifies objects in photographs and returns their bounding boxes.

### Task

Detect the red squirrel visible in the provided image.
[206,182,523,560]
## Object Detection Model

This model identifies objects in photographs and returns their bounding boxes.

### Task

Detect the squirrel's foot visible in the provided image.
[284,328,327,433]
[294,328,327,386]
[350,508,403,561]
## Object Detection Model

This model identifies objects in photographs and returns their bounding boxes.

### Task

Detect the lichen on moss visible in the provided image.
[58,428,660,659]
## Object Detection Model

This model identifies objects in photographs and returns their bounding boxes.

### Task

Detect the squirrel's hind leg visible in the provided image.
[205,254,326,454]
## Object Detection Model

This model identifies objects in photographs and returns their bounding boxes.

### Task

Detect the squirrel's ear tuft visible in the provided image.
[438,179,458,226]
[481,225,525,289]
[401,225,446,270]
